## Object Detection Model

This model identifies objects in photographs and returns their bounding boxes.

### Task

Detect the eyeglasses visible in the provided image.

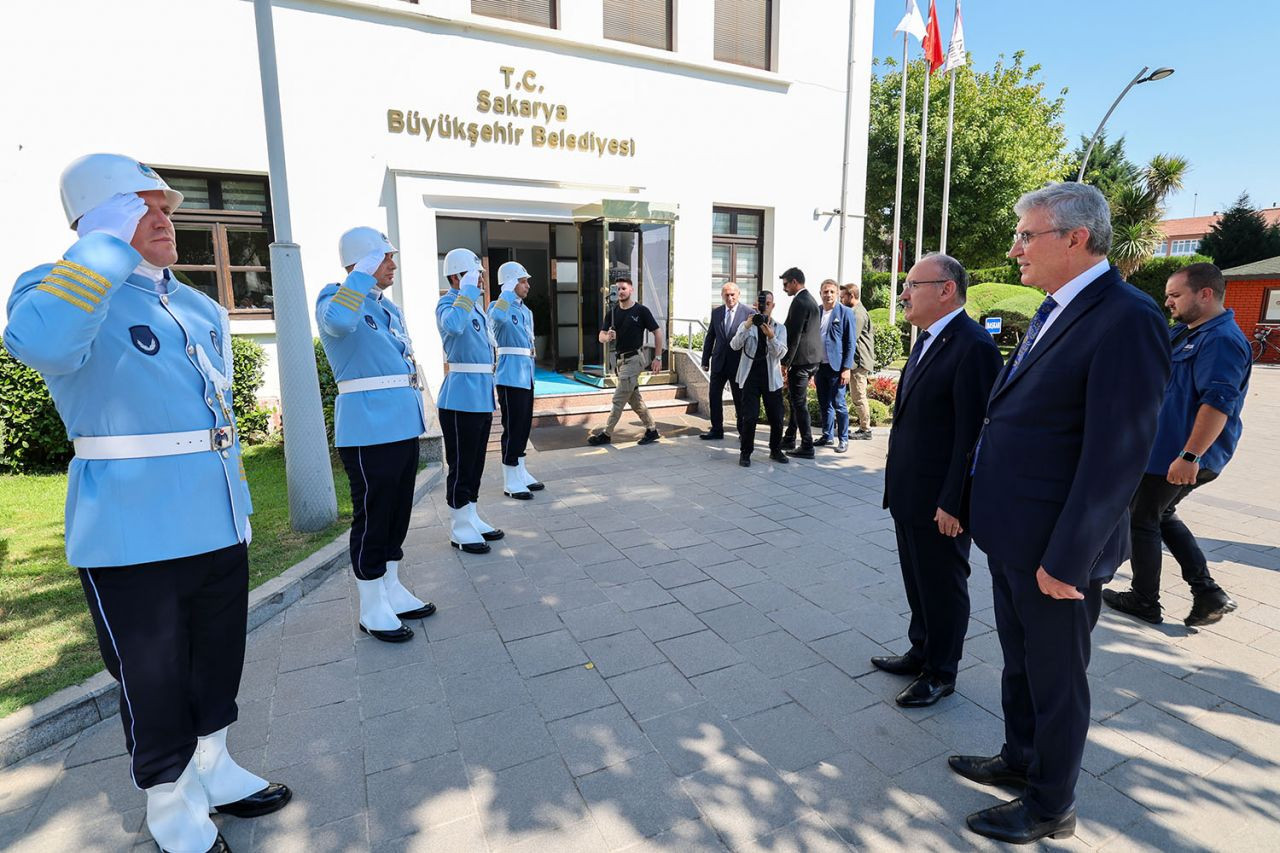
[1011,229,1065,248]
[902,279,948,291]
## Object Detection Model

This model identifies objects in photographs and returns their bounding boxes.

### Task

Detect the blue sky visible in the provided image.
[870,0,1279,219]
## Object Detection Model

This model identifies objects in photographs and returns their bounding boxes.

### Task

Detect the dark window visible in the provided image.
[603,0,672,50]
[714,0,772,70]
[471,0,556,28]
[160,171,274,318]
[712,207,764,306]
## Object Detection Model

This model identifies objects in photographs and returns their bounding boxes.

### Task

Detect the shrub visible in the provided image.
[964,283,1045,346]
[315,338,338,443]
[0,347,71,472]
[1128,254,1213,313]
[868,398,891,426]
[671,330,706,351]
[861,272,891,310]
[872,321,904,370]
[968,264,1023,286]
[231,337,273,442]
[764,380,894,427]
[867,375,898,406]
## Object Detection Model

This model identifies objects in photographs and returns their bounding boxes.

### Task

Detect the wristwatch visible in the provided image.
[1179,450,1201,463]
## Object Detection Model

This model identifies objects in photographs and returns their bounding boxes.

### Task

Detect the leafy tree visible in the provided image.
[1197,193,1280,270]
[1107,153,1188,278]
[863,51,1069,270]
[1062,132,1140,200]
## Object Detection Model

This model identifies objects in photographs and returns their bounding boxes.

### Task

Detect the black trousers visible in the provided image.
[339,437,418,580]
[440,408,492,509]
[497,385,534,467]
[79,542,248,789]
[707,368,742,434]
[990,560,1103,817]
[894,519,971,681]
[1129,470,1222,605]
[783,363,818,447]
[739,380,784,458]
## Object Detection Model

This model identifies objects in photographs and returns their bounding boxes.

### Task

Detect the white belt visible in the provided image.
[74,427,236,460]
[496,347,535,358]
[337,374,420,394]
[448,363,494,373]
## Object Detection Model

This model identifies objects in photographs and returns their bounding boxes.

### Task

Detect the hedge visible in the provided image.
[964,282,1044,346]
[315,338,338,443]
[231,337,273,441]
[769,384,892,427]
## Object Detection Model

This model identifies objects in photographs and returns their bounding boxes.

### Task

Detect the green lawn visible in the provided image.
[0,443,353,717]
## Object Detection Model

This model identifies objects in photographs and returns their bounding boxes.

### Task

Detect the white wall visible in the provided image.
[0,0,874,401]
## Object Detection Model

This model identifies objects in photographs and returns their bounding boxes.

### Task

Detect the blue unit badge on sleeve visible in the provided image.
[130,325,160,356]
[365,315,378,329]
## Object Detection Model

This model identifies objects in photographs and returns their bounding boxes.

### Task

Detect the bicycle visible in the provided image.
[1250,325,1280,363]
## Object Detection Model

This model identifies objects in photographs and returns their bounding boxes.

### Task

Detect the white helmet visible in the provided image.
[339,226,397,267]
[59,153,183,228]
[497,261,531,288]
[443,247,483,277]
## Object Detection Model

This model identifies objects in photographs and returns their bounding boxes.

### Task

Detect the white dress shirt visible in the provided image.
[917,305,967,359]
[1030,258,1110,353]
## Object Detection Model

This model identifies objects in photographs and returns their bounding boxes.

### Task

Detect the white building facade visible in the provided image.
[1,0,874,403]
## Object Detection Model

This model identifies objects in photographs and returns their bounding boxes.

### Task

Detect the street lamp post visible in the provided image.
[1077,66,1174,181]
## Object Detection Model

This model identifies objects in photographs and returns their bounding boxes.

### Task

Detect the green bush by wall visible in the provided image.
[231,337,273,441]
[0,348,70,472]
[315,338,338,443]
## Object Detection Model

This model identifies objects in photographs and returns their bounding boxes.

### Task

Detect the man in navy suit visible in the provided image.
[701,282,754,440]
[814,279,856,452]
[877,254,1001,708]
[953,183,1171,844]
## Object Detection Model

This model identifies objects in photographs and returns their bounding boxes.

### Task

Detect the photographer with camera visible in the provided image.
[730,290,789,467]
[588,276,663,446]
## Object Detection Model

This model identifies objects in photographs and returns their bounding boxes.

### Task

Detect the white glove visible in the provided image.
[354,248,385,276]
[460,269,481,290]
[77,193,147,244]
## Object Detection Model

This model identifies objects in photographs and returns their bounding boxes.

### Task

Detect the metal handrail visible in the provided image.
[671,317,709,350]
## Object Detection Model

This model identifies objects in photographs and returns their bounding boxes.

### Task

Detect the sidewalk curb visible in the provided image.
[0,463,442,769]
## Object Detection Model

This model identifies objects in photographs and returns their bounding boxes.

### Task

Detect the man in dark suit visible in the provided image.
[814,279,856,453]
[778,267,824,458]
[954,183,1171,844]
[877,253,1001,708]
[700,281,754,440]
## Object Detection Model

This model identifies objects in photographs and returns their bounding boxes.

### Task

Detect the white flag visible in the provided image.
[942,0,966,73]
[894,0,927,41]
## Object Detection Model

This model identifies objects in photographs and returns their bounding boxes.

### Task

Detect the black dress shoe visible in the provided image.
[780,437,796,450]
[870,654,924,676]
[587,432,612,446]
[1185,589,1237,627]
[786,446,815,459]
[895,674,955,708]
[966,798,1075,844]
[1102,588,1162,624]
[214,782,293,818]
[769,450,790,464]
[527,480,545,491]
[479,527,504,542]
[948,754,1028,788]
[451,540,491,554]
[700,430,725,440]
[359,623,414,643]
[812,436,831,446]
[637,429,661,445]
[835,440,848,453]
[851,428,873,440]
[397,602,437,620]
[739,456,751,467]
[159,833,233,853]
[504,488,534,500]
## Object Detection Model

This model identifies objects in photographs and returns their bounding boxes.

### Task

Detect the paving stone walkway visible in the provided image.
[3,371,1279,852]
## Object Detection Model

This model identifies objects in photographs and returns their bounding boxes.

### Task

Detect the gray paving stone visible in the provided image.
[608,662,703,722]
[63,717,126,769]
[577,752,703,848]
[374,814,486,853]
[536,578,611,612]
[366,751,474,845]
[254,747,367,832]
[676,543,739,567]
[278,626,353,673]
[560,601,635,641]
[489,601,564,641]
[731,702,847,772]
[282,597,353,638]
[776,662,880,725]
[265,699,362,770]
[527,665,618,721]
[584,558,651,586]
[604,579,677,612]
[658,630,745,677]
[779,749,909,846]
[766,601,850,642]
[431,628,511,678]
[690,663,791,720]
[473,753,590,849]
[809,630,888,678]
[507,629,588,677]
[475,579,542,612]
[680,752,809,850]
[833,702,949,776]
[358,660,445,720]
[669,580,740,614]
[442,662,532,723]
[363,700,457,773]
[547,702,654,777]
[732,631,820,678]
[583,629,667,677]
[630,603,706,642]
[697,602,777,645]
[733,580,810,613]
[273,658,358,714]
[456,703,556,775]
[639,703,754,779]
[700,560,769,589]
[646,560,710,589]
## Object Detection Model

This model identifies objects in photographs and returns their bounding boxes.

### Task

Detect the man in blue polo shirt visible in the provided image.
[1104,263,1251,628]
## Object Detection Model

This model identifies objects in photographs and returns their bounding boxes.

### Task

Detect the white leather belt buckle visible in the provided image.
[74,427,234,460]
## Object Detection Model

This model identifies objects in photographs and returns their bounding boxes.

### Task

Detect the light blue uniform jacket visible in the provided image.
[3,233,252,568]
[435,284,495,413]
[315,272,427,447]
[488,294,535,389]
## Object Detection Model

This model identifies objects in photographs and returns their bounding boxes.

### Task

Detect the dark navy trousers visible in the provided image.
[339,437,418,580]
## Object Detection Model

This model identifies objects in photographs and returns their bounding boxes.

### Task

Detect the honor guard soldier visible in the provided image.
[3,154,290,853]
[316,227,436,643]
[437,247,504,553]
[489,261,545,500]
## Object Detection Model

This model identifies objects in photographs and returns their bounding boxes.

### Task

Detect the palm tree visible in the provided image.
[1108,154,1188,277]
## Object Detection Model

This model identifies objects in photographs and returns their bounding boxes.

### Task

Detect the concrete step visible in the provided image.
[483,385,697,450]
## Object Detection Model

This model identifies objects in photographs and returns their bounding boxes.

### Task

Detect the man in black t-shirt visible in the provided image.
[588,277,664,445]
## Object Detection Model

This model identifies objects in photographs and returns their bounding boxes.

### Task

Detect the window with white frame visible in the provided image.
[1170,239,1201,256]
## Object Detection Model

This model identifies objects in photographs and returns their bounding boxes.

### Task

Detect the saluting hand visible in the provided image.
[77,192,147,244]
[354,248,385,276]
[1036,566,1085,600]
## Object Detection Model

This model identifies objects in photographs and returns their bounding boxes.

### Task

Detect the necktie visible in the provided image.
[725,306,733,334]
[1005,295,1059,377]
[898,331,931,394]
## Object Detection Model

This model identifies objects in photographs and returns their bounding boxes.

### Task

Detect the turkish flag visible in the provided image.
[922,0,945,73]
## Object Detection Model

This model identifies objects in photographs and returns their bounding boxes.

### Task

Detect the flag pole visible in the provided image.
[888,33,909,327]
[914,69,931,267]
[940,67,957,253]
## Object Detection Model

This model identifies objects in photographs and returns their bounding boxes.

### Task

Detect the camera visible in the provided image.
[753,291,768,324]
